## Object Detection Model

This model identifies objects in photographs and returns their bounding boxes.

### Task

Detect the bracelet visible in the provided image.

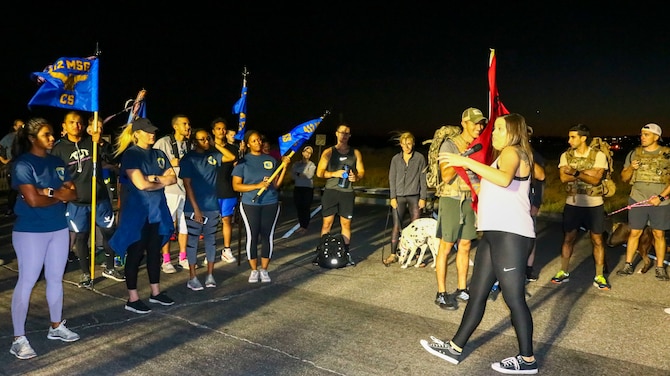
[658,195,666,202]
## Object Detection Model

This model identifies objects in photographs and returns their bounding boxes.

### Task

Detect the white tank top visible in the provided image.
[477,158,535,238]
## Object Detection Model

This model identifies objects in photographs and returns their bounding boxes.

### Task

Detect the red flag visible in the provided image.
[456,49,510,213]
[485,48,510,157]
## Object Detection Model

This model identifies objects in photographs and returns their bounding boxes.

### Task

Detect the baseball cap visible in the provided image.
[131,118,158,134]
[641,123,662,137]
[462,108,487,124]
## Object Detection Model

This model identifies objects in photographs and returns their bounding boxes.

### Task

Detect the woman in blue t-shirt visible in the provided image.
[232,130,290,284]
[109,118,177,314]
[10,118,79,359]
[180,128,235,290]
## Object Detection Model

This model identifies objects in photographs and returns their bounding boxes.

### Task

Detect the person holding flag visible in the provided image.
[50,111,125,287]
[316,123,365,266]
[432,108,486,311]
[421,113,538,375]
[232,130,290,283]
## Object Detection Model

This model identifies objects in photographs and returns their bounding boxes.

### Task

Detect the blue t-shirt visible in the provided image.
[232,153,281,205]
[179,149,222,212]
[12,153,72,232]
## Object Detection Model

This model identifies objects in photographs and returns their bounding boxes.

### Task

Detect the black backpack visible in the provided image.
[315,233,350,269]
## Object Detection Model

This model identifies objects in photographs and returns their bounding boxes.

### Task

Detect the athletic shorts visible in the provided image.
[165,192,187,234]
[218,197,238,217]
[66,201,115,233]
[435,197,477,242]
[628,198,670,230]
[321,189,355,219]
[562,204,605,234]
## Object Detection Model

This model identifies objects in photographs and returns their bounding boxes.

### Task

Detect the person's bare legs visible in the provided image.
[321,215,335,236]
[455,239,471,290]
[436,239,455,293]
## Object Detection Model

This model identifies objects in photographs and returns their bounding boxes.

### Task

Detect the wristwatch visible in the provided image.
[47,187,54,198]
[658,195,666,202]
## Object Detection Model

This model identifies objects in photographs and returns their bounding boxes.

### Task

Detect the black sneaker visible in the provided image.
[102,268,126,282]
[491,355,538,374]
[455,288,470,302]
[346,252,356,267]
[419,336,461,364]
[489,281,501,301]
[149,292,175,306]
[124,299,151,314]
[616,262,634,276]
[435,292,458,310]
[78,273,92,289]
[526,266,538,282]
[656,266,670,281]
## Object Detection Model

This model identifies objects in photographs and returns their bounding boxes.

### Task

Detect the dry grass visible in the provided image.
[285,148,631,217]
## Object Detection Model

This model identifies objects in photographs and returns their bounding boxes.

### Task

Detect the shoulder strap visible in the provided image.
[169,134,179,160]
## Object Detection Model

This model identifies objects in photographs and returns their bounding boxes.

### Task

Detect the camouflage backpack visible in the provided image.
[422,125,463,189]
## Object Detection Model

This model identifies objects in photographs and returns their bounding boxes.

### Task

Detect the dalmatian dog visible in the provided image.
[397,217,440,269]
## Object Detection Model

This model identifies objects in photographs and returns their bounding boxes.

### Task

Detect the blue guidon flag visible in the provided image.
[278,117,322,156]
[28,56,99,112]
[232,86,247,141]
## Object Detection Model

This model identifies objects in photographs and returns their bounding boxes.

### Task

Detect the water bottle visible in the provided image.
[338,165,350,188]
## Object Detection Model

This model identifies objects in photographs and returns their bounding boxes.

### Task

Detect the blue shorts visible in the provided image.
[66,201,115,233]
[218,197,238,217]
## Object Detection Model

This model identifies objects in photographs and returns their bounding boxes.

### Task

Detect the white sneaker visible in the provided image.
[205,274,216,288]
[248,269,260,283]
[161,262,177,274]
[221,248,236,263]
[178,258,189,269]
[259,268,271,283]
[187,277,204,291]
[47,320,80,342]
[10,336,36,359]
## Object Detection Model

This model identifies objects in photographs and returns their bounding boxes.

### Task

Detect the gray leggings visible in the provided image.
[11,228,69,336]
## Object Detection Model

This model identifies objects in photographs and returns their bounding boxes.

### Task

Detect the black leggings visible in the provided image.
[240,202,280,260]
[293,186,314,229]
[124,222,162,290]
[452,231,534,357]
[391,195,421,252]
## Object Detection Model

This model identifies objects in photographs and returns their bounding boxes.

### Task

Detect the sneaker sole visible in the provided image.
[593,283,611,290]
[206,283,216,288]
[491,363,538,374]
[47,334,80,342]
[419,339,459,364]
[261,278,271,283]
[222,257,236,264]
[149,298,175,306]
[102,274,125,282]
[10,349,36,360]
[550,279,569,284]
[248,279,259,283]
[124,305,152,314]
[187,284,204,291]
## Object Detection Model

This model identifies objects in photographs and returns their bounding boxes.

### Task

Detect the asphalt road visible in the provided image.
[0,197,669,376]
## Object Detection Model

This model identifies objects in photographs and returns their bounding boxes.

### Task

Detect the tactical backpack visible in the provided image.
[422,125,463,189]
[315,233,350,269]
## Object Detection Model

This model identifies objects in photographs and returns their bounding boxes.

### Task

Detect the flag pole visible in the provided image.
[89,43,102,280]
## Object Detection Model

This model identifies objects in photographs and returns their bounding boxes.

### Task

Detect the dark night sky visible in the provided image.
[3,3,669,145]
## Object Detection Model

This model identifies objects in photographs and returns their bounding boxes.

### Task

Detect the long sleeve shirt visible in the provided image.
[388,151,427,200]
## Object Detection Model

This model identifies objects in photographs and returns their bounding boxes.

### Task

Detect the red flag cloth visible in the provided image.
[455,49,510,213]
